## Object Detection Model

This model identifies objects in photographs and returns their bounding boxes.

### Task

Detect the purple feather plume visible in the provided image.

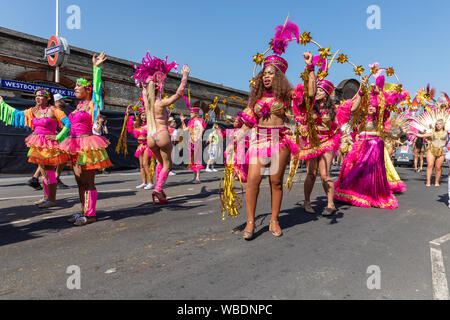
[271,20,300,55]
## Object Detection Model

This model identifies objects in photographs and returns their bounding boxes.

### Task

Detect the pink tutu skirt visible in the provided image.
[25,133,69,166]
[59,134,112,170]
[135,141,152,158]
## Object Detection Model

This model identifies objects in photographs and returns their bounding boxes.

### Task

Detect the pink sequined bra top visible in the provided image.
[32,117,58,135]
[69,111,93,137]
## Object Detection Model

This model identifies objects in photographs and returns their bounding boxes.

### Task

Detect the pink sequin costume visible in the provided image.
[126,116,152,159]
[241,92,299,159]
[293,82,353,160]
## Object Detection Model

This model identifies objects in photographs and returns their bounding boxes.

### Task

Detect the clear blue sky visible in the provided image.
[1,0,449,96]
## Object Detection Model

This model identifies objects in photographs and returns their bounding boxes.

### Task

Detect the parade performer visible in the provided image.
[408,110,450,187]
[223,19,315,239]
[60,52,113,226]
[0,89,71,208]
[126,104,155,190]
[225,113,249,182]
[180,102,206,184]
[133,53,190,204]
[334,68,409,209]
[206,123,222,172]
[296,61,367,216]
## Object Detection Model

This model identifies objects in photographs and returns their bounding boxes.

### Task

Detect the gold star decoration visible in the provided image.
[386,67,395,77]
[223,98,228,104]
[253,53,264,66]
[300,32,312,45]
[239,98,246,104]
[317,70,328,80]
[354,65,365,76]
[394,84,403,94]
[319,46,331,59]
[370,65,379,75]
[220,109,225,115]
[168,104,174,110]
[337,54,348,64]
[231,95,237,101]
[249,79,256,88]
[132,105,138,111]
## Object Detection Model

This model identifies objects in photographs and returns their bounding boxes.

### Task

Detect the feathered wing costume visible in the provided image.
[384,113,409,193]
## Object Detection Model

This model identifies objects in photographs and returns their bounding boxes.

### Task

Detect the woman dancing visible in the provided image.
[297,74,367,215]
[334,75,408,209]
[0,89,71,208]
[409,115,449,187]
[126,105,154,190]
[229,51,314,239]
[134,53,190,204]
[60,52,113,226]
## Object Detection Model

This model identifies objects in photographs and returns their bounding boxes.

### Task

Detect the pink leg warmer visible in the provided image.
[42,177,49,199]
[155,163,163,181]
[84,190,98,217]
[47,170,57,184]
[155,171,169,192]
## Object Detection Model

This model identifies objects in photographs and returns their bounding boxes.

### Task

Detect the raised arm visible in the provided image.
[159,65,190,108]
[0,95,33,129]
[350,76,369,113]
[303,52,316,98]
[91,52,107,123]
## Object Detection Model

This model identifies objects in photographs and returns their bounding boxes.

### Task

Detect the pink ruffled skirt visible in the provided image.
[25,133,69,166]
[334,135,398,210]
[247,126,299,159]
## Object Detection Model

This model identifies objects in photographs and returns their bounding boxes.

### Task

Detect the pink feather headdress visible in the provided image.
[133,53,179,90]
[270,20,300,55]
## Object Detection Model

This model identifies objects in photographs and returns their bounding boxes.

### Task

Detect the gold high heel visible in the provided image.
[243,221,255,241]
[269,221,283,237]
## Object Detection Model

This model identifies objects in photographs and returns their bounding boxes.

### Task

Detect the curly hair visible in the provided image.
[249,67,293,109]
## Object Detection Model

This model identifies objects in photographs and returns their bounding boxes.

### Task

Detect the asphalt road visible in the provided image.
[0,165,449,300]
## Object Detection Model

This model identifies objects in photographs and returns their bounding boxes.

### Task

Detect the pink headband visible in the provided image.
[317,79,334,96]
[189,107,200,114]
[263,55,288,74]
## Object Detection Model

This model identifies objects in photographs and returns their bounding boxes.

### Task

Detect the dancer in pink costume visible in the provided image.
[295,56,368,215]
[60,52,113,226]
[126,105,154,190]
[0,89,71,208]
[133,53,190,204]
[225,113,249,182]
[334,73,409,209]
[180,105,206,183]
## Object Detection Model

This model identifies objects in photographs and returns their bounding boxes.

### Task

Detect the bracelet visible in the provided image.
[307,64,315,72]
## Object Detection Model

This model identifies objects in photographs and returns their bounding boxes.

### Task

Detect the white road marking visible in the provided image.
[0,189,133,201]
[430,233,450,300]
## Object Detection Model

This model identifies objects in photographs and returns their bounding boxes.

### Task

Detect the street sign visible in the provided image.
[46,35,70,67]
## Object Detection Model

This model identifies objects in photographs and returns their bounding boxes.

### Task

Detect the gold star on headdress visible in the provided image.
[253,53,264,66]
[319,46,331,59]
[337,54,348,64]
[300,32,312,46]
[386,67,395,77]
[354,65,365,76]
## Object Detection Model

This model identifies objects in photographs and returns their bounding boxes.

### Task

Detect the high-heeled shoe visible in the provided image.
[243,221,255,241]
[269,220,283,237]
[152,190,168,205]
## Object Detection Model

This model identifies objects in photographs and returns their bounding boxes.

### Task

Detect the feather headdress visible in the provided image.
[270,19,300,55]
[409,109,450,134]
[133,53,179,90]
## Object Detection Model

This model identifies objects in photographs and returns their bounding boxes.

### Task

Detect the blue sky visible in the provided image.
[1,0,449,97]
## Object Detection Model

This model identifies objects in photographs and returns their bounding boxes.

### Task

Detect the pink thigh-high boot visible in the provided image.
[152,169,169,205]
[74,190,98,226]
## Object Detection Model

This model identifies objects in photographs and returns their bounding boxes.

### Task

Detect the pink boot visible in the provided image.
[153,171,169,204]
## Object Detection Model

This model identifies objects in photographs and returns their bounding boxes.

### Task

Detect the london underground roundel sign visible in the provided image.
[45,36,70,67]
